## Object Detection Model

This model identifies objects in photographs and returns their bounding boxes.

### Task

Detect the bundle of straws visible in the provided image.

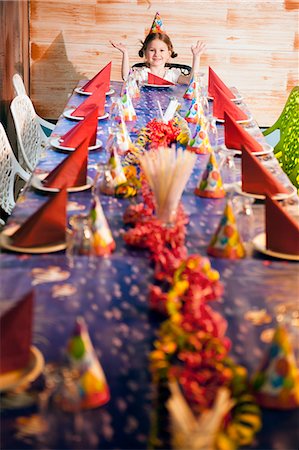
[139,146,196,224]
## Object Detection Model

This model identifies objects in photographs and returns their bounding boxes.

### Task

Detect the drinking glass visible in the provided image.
[206,115,218,150]
[233,196,255,243]
[219,151,237,193]
[67,214,95,266]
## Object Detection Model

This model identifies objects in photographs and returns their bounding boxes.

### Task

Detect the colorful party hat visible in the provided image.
[0,291,33,374]
[59,107,98,148]
[100,136,127,195]
[150,12,164,33]
[43,137,88,189]
[127,70,140,99]
[81,61,112,93]
[66,317,110,409]
[187,121,212,154]
[185,97,204,124]
[89,196,115,256]
[120,84,137,122]
[194,151,225,198]
[183,76,197,100]
[252,325,299,409]
[207,199,246,259]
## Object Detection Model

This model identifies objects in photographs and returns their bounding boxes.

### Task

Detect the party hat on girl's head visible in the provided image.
[120,84,136,122]
[150,12,164,33]
[194,151,225,198]
[66,317,110,409]
[89,197,115,256]
[187,121,212,155]
[252,325,299,409]
[184,97,204,124]
[183,76,197,100]
[207,199,246,259]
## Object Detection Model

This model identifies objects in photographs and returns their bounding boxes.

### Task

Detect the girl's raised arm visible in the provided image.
[110,41,130,81]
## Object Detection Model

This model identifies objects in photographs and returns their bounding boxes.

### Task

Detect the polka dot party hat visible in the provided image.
[251,325,299,409]
[150,12,164,33]
[66,317,110,409]
[207,199,246,258]
[187,121,212,155]
[184,97,204,124]
[184,76,197,100]
[194,151,225,198]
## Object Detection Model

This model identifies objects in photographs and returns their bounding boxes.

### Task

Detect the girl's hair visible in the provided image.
[138,32,178,59]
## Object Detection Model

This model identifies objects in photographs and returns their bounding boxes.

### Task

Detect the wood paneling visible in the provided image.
[29,0,298,126]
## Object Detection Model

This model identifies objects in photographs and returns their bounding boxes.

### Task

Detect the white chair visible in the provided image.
[0,123,30,225]
[10,94,47,173]
[12,73,55,137]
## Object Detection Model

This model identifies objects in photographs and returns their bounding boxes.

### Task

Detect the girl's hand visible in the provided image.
[191,41,206,57]
[110,41,128,54]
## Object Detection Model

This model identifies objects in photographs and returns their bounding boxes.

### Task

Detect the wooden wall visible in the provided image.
[29,0,299,126]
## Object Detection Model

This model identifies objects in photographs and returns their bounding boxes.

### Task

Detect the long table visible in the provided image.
[1,82,298,450]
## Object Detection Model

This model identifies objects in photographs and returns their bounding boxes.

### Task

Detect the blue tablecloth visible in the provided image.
[1,82,298,450]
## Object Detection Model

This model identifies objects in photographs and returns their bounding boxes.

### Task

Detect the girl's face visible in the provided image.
[144,39,171,68]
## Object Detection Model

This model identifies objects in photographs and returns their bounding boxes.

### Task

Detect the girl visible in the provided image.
[110,32,206,84]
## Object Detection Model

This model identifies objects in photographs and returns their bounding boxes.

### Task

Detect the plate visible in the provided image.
[143,83,174,88]
[252,233,299,261]
[74,87,115,96]
[215,115,253,125]
[208,90,243,103]
[63,109,109,121]
[0,225,67,254]
[221,143,274,157]
[50,137,103,152]
[234,182,297,200]
[0,346,44,392]
[31,174,93,193]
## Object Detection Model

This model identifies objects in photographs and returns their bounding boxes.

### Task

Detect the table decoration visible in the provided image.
[224,111,265,154]
[147,72,175,86]
[57,107,98,149]
[241,145,290,197]
[185,97,205,124]
[194,151,225,198]
[79,61,111,94]
[120,84,136,122]
[138,146,196,224]
[212,85,248,123]
[208,67,237,101]
[251,325,299,409]
[98,137,127,195]
[183,75,197,100]
[69,84,107,119]
[187,120,212,154]
[207,199,246,259]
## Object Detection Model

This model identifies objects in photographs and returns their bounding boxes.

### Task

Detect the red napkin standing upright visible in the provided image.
[10,187,67,248]
[81,61,112,93]
[213,84,248,122]
[265,195,299,256]
[71,83,107,118]
[60,107,98,148]
[208,67,236,100]
[0,291,33,374]
[241,146,289,196]
[43,137,88,189]
[147,72,174,86]
[224,111,264,153]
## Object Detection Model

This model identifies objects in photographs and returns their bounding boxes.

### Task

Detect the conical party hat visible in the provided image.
[252,325,299,409]
[183,76,197,100]
[100,136,127,195]
[195,151,225,198]
[89,196,115,256]
[187,121,212,155]
[66,317,110,409]
[115,118,132,153]
[120,85,136,122]
[207,199,246,259]
[150,12,164,33]
[184,97,204,124]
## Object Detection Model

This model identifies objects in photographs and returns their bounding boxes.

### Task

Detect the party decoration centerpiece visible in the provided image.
[89,196,115,256]
[187,120,212,155]
[207,199,246,259]
[185,97,204,124]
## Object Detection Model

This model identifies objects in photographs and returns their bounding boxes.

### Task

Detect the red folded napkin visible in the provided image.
[265,195,299,255]
[71,83,107,118]
[224,111,264,153]
[10,187,67,248]
[82,61,112,93]
[208,67,236,100]
[60,107,98,148]
[43,137,88,189]
[0,291,33,374]
[148,73,175,85]
[213,84,248,122]
[241,146,289,196]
